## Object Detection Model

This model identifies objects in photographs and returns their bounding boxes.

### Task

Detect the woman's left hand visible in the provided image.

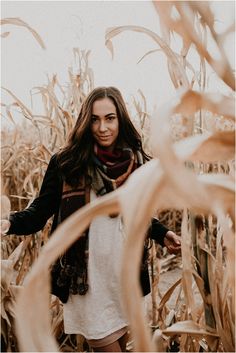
[164,230,181,254]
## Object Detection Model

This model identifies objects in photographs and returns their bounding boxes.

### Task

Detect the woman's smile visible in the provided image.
[97,135,112,141]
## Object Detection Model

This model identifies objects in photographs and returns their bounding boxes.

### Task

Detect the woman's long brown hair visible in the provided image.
[56,86,149,186]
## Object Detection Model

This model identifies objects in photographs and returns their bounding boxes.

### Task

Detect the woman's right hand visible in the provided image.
[1,220,11,236]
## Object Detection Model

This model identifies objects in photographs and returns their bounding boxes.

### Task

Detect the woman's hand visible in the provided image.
[1,195,11,236]
[164,230,181,254]
[1,220,11,236]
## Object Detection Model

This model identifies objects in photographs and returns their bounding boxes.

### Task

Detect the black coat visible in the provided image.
[8,154,169,299]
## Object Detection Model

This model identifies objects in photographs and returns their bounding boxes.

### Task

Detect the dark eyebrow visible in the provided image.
[91,113,116,118]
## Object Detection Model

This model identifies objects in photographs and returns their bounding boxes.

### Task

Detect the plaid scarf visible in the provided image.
[91,144,141,193]
[51,146,144,303]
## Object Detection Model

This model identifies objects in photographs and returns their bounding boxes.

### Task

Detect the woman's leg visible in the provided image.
[91,332,129,352]
[118,332,129,352]
[91,340,122,352]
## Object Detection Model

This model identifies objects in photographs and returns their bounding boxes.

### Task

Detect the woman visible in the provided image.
[3,87,181,352]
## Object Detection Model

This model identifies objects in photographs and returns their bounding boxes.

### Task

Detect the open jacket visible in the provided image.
[8,154,169,300]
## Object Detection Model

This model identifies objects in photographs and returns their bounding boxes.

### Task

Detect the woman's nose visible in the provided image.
[99,120,108,131]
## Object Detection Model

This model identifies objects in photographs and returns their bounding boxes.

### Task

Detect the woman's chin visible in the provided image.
[97,141,116,151]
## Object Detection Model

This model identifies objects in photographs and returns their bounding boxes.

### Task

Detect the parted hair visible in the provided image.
[56,86,149,186]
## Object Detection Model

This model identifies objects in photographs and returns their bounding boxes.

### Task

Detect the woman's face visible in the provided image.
[91,97,119,152]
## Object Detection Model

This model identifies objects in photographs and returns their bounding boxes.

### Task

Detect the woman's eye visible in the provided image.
[107,116,115,121]
[91,117,98,123]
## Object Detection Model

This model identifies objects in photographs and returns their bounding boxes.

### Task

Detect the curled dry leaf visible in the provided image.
[1,31,10,38]
[1,240,30,295]
[1,87,33,118]
[152,328,166,352]
[197,174,235,220]
[175,90,235,120]
[1,239,30,331]
[0,17,46,49]
[151,94,234,216]
[158,277,182,311]
[162,320,219,336]
[1,260,15,299]
[3,285,23,323]
[153,2,235,90]
[174,130,235,163]
[105,25,190,89]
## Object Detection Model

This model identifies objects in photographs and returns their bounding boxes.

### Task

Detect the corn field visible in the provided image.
[1,2,235,352]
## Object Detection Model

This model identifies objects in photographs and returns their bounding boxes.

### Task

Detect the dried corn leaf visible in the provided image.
[1,260,14,296]
[1,31,10,38]
[1,240,30,294]
[153,1,192,55]
[137,48,161,64]
[175,90,235,120]
[152,328,166,352]
[198,174,235,220]
[0,17,46,49]
[158,277,182,310]
[153,2,235,90]
[174,131,235,162]
[163,320,218,336]
[105,25,190,89]
[4,285,23,320]
[2,87,33,118]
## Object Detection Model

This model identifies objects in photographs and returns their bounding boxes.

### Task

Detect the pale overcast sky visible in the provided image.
[1,1,235,124]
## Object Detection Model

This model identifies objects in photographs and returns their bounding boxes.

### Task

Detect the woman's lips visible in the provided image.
[98,135,111,140]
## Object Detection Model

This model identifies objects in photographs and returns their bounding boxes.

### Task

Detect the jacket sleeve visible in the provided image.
[7,154,62,235]
[149,218,169,247]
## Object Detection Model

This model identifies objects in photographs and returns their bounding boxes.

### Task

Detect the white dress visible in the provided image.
[63,191,128,339]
